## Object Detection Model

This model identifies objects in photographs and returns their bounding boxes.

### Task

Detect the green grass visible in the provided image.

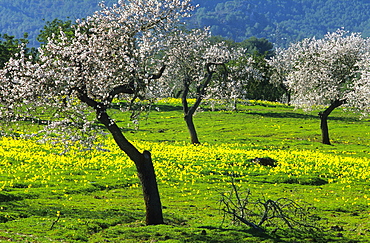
[0,100,369,242]
[128,100,368,156]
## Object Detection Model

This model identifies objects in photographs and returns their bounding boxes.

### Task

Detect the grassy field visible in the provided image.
[0,99,369,242]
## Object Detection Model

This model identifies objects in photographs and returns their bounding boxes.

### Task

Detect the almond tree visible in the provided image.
[158,29,263,144]
[155,28,229,144]
[269,29,370,145]
[0,0,195,225]
[208,55,263,110]
[159,28,255,144]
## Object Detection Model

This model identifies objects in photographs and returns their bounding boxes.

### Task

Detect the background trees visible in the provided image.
[36,18,75,46]
[209,36,285,103]
[269,29,370,145]
[0,0,195,225]
[159,28,233,144]
[0,34,23,68]
[0,33,36,68]
[227,54,285,102]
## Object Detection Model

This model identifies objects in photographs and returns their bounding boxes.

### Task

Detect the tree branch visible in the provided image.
[74,86,143,161]
[106,82,135,103]
[187,62,224,117]
[150,65,166,80]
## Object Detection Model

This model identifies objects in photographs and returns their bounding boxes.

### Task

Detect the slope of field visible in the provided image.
[0,99,369,242]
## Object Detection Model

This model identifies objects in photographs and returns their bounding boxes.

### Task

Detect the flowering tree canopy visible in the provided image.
[270,29,370,144]
[157,28,264,144]
[0,0,195,225]
[158,28,253,144]
[209,55,264,110]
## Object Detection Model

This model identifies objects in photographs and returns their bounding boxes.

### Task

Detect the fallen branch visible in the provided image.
[219,178,320,233]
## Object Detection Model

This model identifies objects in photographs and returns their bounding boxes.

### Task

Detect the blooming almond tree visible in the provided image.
[158,28,237,144]
[270,29,370,145]
[208,54,263,110]
[0,0,195,225]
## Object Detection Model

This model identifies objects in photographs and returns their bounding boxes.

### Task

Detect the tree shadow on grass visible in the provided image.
[246,111,317,119]
[196,226,277,243]
[153,104,184,111]
[245,111,360,122]
[3,198,141,225]
[196,225,334,243]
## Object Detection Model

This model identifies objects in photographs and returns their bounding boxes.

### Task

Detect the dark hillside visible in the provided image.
[1,0,370,47]
[0,0,117,47]
[191,0,370,47]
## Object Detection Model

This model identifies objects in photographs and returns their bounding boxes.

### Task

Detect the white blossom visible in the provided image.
[0,0,194,148]
[269,29,370,115]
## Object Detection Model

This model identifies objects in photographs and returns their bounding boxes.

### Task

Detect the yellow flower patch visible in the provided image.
[0,135,368,192]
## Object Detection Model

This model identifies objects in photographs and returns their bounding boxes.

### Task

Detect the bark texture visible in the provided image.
[181,63,220,144]
[77,90,164,225]
[318,99,345,145]
[184,114,200,144]
[98,111,163,225]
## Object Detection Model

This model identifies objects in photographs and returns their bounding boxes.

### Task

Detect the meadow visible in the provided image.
[0,99,369,242]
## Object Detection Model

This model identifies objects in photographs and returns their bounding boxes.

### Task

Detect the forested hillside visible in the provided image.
[1,0,370,47]
[190,0,370,47]
[0,0,117,47]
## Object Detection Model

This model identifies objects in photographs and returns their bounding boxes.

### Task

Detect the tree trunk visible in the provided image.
[184,114,200,144]
[319,112,331,145]
[280,83,291,105]
[181,79,201,145]
[137,151,164,225]
[318,99,345,145]
[95,107,164,225]
[75,69,166,225]
[180,66,216,145]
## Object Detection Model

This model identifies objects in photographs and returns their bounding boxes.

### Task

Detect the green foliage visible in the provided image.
[37,18,75,46]
[239,37,274,58]
[0,34,20,68]
[241,54,285,101]
[210,36,274,58]
[0,33,34,68]
[211,36,284,101]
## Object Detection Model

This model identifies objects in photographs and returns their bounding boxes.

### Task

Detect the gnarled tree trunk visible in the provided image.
[78,91,164,225]
[181,64,218,145]
[136,151,164,225]
[181,78,201,145]
[184,114,200,144]
[318,99,345,145]
[99,110,163,225]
